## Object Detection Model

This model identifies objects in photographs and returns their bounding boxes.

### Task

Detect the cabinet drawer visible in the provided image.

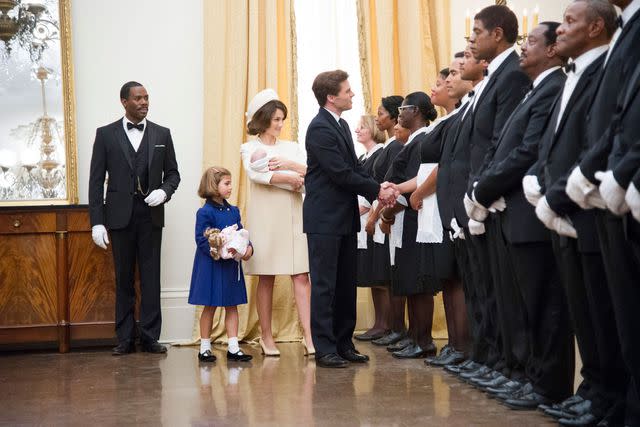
[0,212,57,234]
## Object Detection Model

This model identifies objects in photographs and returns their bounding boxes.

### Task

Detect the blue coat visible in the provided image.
[188,199,248,307]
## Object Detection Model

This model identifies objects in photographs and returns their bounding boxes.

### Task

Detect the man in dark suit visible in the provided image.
[303,70,397,368]
[457,4,531,387]
[564,2,640,424]
[471,22,573,409]
[89,81,180,355]
[525,3,622,425]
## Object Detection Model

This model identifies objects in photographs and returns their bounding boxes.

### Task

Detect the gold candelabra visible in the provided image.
[464,0,539,44]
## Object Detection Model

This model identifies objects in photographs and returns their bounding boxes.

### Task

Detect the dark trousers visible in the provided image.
[307,233,357,358]
[466,230,501,368]
[453,236,477,357]
[487,215,528,379]
[597,212,639,424]
[110,198,163,345]
[508,238,573,401]
[550,234,616,417]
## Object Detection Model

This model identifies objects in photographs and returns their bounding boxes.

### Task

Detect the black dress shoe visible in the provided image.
[426,345,452,363]
[429,349,465,367]
[486,380,522,396]
[495,382,532,401]
[141,342,168,353]
[354,330,387,341]
[475,374,509,389]
[558,412,601,426]
[372,330,406,346]
[459,365,491,380]
[227,350,253,362]
[469,369,501,385]
[546,400,592,419]
[387,337,413,352]
[444,359,477,373]
[392,343,430,359]
[316,353,349,368]
[112,342,135,356]
[339,348,369,363]
[539,394,585,413]
[504,391,552,410]
[198,349,217,362]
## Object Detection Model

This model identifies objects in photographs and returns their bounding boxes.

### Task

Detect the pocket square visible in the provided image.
[155,145,165,148]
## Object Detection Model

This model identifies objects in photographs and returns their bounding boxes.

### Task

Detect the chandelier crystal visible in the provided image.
[0,0,59,62]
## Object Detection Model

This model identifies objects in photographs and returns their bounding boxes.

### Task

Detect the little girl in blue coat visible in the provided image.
[188,166,254,363]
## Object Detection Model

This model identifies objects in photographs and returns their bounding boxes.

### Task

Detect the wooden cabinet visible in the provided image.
[0,206,120,352]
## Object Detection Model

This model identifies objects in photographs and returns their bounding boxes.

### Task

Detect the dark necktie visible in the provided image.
[617,16,624,29]
[127,122,144,131]
[483,69,488,77]
[564,62,576,73]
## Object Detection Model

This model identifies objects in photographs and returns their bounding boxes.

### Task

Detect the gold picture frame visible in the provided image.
[0,0,78,206]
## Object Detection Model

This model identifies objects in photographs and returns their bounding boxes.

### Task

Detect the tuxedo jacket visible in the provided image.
[88,119,180,230]
[535,54,606,252]
[468,51,531,182]
[579,9,640,182]
[303,108,379,235]
[474,69,566,243]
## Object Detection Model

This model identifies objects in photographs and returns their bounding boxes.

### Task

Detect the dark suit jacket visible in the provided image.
[303,108,380,235]
[474,69,566,243]
[578,9,640,182]
[536,53,606,252]
[468,50,531,182]
[88,119,180,229]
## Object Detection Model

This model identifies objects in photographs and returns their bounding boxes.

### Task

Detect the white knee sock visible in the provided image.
[228,337,239,354]
[200,338,211,354]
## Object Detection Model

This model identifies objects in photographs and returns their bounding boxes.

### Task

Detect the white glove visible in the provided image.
[522,175,542,207]
[625,182,640,223]
[488,197,507,212]
[535,196,558,230]
[144,189,167,207]
[566,166,598,209]
[554,217,578,238]
[468,218,486,235]
[595,170,629,216]
[450,218,465,240]
[464,192,488,222]
[91,224,110,249]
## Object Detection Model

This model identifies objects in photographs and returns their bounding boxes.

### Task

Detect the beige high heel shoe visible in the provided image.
[259,338,280,357]
[302,337,315,356]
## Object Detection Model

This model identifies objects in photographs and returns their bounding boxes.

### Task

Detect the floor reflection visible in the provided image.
[0,341,556,426]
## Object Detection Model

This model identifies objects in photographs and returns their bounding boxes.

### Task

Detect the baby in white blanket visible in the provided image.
[249,148,304,192]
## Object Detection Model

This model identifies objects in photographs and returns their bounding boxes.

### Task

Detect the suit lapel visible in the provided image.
[114,122,134,170]
[475,51,519,107]
[319,108,357,163]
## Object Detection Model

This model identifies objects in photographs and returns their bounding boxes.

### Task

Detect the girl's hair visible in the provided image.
[360,115,386,145]
[198,166,231,199]
[247,100,288,136]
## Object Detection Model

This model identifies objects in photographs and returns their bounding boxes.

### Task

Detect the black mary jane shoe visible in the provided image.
[198,349,217,363]
[227,350,253,362]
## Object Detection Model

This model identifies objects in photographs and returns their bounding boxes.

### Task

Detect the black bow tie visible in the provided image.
[483,69,489,77]
[617,16,624,28]
[468,90,475,98]
[564,62,576,73]
[127,122,144,131]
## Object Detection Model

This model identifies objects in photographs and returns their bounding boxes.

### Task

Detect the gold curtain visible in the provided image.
[197,0,302,344]
[356,0,451,339]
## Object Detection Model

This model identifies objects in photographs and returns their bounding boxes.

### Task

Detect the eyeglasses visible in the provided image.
[398,105,418,112]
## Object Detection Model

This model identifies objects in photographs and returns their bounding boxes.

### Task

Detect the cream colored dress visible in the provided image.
[240,139,309,275]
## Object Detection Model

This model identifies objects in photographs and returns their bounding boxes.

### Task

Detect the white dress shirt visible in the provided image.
[555,45,609,132]
[122,117,147,152]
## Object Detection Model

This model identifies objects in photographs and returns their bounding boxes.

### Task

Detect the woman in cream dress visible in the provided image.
[240,89,313,356]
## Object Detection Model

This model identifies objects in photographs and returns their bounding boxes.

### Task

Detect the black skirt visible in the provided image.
[357,235,391,287]
[417,236,458,294]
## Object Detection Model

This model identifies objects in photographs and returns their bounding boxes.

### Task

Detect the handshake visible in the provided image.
[378,181,400,207]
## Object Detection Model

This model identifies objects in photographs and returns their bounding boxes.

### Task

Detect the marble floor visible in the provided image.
[0,341,558,426]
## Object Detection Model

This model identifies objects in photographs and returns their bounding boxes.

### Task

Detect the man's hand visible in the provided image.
[468,219,486,236]
[522,175,542,207]
[145,189,167,207]
[464,193,488,222]
[594,170,629,215]
[626,182,640,222]
[409,191,423,210]
[378,182,399,207]
[488,197,506,213]
[535,196,576,237]
[566,166,597,209]
[91,225,110,249]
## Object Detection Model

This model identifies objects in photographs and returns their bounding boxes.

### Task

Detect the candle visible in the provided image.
[465,9,470,38]
[533,5,539,27]
[522,8,528,35]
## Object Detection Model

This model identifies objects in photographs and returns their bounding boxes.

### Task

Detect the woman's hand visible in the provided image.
[268,156,293,171]
[241,245,253,261]
[410,191,423,211]
[288,174,305,191]
[365,216,377,235]
[379,220,391,235]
